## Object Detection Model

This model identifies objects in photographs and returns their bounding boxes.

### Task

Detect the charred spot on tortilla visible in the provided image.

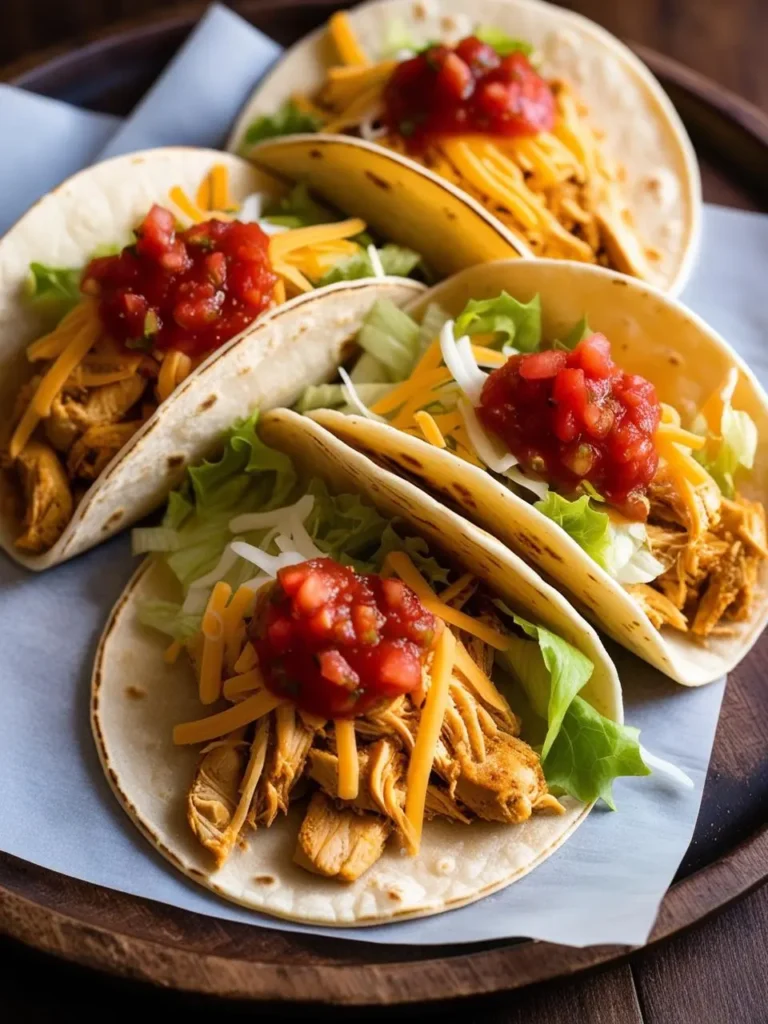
[365,170,392,192]
[544,546,565,563]
[309,149,323,160]
[167,454,185,470]
[197,394,218,413]
[253,875,277,886]
[668,353,683,366]
[400,452,423,470]
[611,279,629,287]
[102,509,125,531]
[445,209,458,221]
[125,685,146,700]
[237,366,253,377]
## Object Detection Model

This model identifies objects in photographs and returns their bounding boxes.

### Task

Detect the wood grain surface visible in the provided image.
[1,1,768,1020]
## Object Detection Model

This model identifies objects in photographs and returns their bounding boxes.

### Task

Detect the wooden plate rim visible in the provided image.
[0,2,767,1005]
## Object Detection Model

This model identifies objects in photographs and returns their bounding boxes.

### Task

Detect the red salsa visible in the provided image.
[478,334,661,519]
[251,558,439,719]
[383,36,555,152]
[82,205,278,358]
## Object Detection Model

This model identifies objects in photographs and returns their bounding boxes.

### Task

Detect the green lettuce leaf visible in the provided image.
[544,697,650,809]
[356,298,421,381]
[455,292,541,351]
[24,262,82,325]
[497,611,649,806]
[262,183,336,229]
[381,17,418,57]
[557,316,592,351]
[505,615,594,760]
[295,381,392,413]
[696,396,758,498]
[475,26,533,57]
[534,492,612,569]
[241,101,321,150]
[318,244,422,287]
[136,601,202,642]
[371,522,450,586]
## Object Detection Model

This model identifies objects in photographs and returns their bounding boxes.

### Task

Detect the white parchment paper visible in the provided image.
[0,2,765,947]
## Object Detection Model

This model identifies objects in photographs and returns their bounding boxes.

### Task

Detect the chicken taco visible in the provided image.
[91,409,672,925]
[1,143,519,570]
[230,0,700,294]
[305,260,768,686]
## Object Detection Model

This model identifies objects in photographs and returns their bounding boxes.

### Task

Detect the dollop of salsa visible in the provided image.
[382,36,555,151]
[82,205,278,358]
[251,558,438,719]
[478,334,661,519]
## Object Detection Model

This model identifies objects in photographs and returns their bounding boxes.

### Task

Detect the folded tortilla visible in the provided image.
[0,143,521,570]
[230,0,700,294]
[312,260,768,685]
[92,410,623,925]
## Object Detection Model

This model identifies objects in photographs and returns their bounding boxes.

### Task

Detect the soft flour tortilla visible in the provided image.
[0,146,428,569]
[228,0,701,295]
[92,410,622,926]
[244,135,531,275]
[312,259,768,686]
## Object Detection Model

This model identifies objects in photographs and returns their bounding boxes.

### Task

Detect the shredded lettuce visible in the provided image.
[695,384,758,498]
[24,262,82,325]
[557,316,592,351]
[455,292,541,351]
[533,492,663,584]
[417,302,450,354]
[241,101,321,151]
[381,16,418,57]
[137,411,451,636]
[318,244,422,287]
[356,299,421,381]
[475,26,533,57]
[534,493,612,567]
[262,183,336,229]
[497,611,650,807]
[371,523,450,587]
[295,382,392,413]
[544,698,651,809]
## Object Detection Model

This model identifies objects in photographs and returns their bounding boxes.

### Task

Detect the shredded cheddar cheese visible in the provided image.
[413,410,446,448]
[222,667,264,702]
[269,219,367,260]
[385,551,510,650]
[328,11,369,65]
[404,627,456,853]
[173,689,283,745]
[163,640,182,665]
[199,582,232,705]
[334,718,360,800]
[234,642,258,674]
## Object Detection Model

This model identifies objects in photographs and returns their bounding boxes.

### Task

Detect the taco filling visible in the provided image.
[242,12,657,277]
[3,165,422,554]
[137,413,653,878]
[305,294,766,639]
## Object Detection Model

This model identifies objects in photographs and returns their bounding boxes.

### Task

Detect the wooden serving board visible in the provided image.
[2,1,768,1006]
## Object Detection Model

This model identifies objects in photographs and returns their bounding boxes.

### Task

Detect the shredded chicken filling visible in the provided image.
[183,582,563,883]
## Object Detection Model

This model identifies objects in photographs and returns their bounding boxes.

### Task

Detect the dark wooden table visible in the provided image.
[2,1,768,1020]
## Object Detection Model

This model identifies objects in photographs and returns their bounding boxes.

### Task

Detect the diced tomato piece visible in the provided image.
[554,405,578,443]
[455,36,500,74]
[436,52,474,101]
[520,349,568,380]
[318,650,360,690]
[572,333,614,377]
[376,641,423,694]
[278,563,311,595]
[251,558,437,718]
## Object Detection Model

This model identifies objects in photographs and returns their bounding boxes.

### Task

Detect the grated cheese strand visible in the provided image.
[173,690,283,745]
[328,11,369,65]
[335,718,360,800]
[385,551,509,651]
[199,582,232,705]
[413,410,446,448]
[404,627,456,853]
